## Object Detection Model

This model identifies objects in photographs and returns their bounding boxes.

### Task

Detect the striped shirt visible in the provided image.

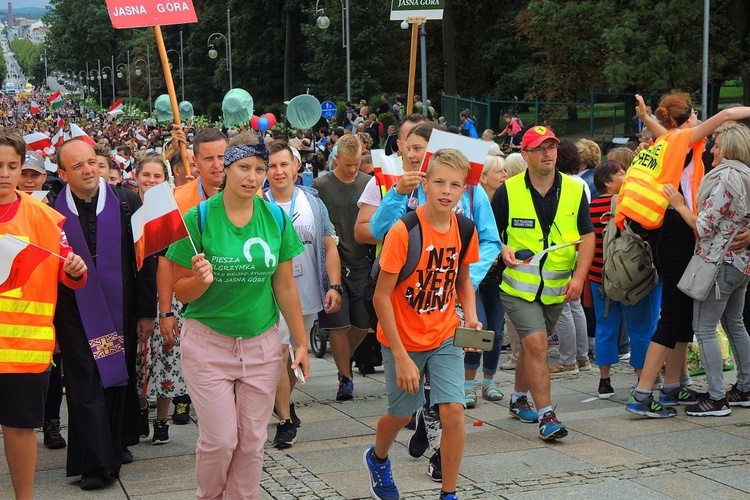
[588,195,614,283]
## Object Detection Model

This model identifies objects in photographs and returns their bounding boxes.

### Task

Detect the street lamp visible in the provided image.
[78,70,87,99]
[116,56,132,111]
[134,46,152,115]
[207,8,233,90]
[101,60,115,106]
[89,68,102,108]
[39,48,48,86]
[167,48,184,102]
[314,0,350,101]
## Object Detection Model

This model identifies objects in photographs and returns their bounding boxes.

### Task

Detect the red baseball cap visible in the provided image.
[521,126,560,150]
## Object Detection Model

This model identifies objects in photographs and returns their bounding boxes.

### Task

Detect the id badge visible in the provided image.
[293,263,303,277]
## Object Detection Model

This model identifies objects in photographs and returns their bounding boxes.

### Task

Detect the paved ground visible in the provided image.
[2,347,750,499]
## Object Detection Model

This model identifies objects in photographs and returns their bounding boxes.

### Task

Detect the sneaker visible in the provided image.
[685,397,732,417]
[539,410,568,440]
[549,362,579,375]
[408,407,429,458]
[427,449,442,482]
[172,395,191,425]
[626,393,677,418]
[659,386,702,406]
[43,419,67,449]
[499,360,516,370]
[464,386,477,408]
[598,378,615,399]
[363,446,399,500]
[337,374,354,401]
[577,359,592,371]
[273,419,297,449]
[152,419,170,445]
[139,408,149,439]
[440,494,458,500]
[726,383,750,407]
[481,384,504,401]
[289,402,302,427]
[509,395,538,423]
[548,332,559,345]
[618,351,631,361]
[121,448,134,464]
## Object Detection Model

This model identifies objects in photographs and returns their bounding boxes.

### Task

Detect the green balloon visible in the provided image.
[179,101,194,122]
[286,94,322,129]
[154,94,173,123]
[222,88,254,128]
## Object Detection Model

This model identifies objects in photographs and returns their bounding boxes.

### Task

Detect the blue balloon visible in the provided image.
[258,116,269,134]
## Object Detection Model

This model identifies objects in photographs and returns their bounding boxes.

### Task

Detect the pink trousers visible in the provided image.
[181,318,282,500]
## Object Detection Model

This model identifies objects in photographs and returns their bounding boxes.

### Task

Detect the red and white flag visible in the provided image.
[131,182,189,270]
[69,123,96,146]
[421,130,494,186]
[108,98,124,116]
[51,128,64,148]
[0,234,53,294]
[371,149,404,192]
[23,132,53,152]
[29,101,40,114]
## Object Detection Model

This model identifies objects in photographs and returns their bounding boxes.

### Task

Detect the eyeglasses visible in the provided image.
[524,144,558,154]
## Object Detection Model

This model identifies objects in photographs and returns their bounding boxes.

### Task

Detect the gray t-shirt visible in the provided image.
[312,171,372,269]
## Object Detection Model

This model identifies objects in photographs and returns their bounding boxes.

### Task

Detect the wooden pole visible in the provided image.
[154,26,190,178]
[405,17,425,116]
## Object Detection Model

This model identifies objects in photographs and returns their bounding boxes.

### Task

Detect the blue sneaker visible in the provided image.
[363,446,399,500]
[440,494,459,500]
[337,373,354,401]
[659,386,701,406]
[538,410,568,440]
[626,392,677,418]
[509,395,538,423]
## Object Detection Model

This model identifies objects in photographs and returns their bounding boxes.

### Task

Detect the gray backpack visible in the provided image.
[601,195,658,309]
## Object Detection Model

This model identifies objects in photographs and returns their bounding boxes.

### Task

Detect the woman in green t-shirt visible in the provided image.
[166,144,309,499]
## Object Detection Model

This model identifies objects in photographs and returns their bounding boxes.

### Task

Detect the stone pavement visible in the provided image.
[2,349,750,499]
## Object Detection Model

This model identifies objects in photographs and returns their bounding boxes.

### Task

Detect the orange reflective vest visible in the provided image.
[0,192,65,374]
[616,128,705,230]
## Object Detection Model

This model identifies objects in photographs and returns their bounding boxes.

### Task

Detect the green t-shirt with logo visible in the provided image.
[166,192,305,338]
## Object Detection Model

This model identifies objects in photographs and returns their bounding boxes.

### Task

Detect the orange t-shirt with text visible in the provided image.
[376,206,479,352]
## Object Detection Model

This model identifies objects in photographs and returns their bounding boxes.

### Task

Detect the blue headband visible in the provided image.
[223,143,268,168]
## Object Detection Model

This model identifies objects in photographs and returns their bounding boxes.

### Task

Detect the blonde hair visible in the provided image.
[606,147,635,169]
[426,148,469,181]
[482,155,505,176]
[716,122,750,166]
[336,133,362,158]
[504,153,527,178]
[577,139,601,169]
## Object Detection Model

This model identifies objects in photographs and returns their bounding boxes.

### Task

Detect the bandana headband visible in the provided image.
[223,142,268,168]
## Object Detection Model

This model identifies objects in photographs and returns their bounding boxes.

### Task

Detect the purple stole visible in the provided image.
[56,181,128,388]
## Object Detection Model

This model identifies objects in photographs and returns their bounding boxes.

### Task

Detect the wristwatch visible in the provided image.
[159,312,175,318]
[329,284,344,295]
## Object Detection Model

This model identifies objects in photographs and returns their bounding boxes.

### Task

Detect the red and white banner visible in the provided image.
[23,132,53,152]
[29,101,40,114]
[371,149,404,192]
[69,124,96,146]
[0,234,52,294]
[131,182,189,270]
[51,129,64,148]
[105,0,198,29]
[421,129,493,186]
[108,98,124,116]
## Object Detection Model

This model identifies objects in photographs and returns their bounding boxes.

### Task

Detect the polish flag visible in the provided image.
[51,128,64,148]
[371,149,404,192]
[29,101,40,114]
[0,234,53,294]
[23,132,53,152]
[131,182,189,270]
[108,98,124,116]
[69,123,96,146]
[421,129,494,186]
[135,132,147,143]
[57,117,65,128]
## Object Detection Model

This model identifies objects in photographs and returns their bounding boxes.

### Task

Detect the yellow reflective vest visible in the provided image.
[500,173,582,304]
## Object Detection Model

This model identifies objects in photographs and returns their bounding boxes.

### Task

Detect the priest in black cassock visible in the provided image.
[53,139,156,490]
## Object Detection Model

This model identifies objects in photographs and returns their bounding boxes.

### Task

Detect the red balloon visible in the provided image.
[250,115,260,131]
[264,113,277,129]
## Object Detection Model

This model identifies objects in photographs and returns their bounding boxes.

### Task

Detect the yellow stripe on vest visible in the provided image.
[0,324,54,340]
[0,349,50,364]
[0,299,55,316]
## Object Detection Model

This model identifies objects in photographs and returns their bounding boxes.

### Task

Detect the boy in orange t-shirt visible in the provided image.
[364,149,480,500]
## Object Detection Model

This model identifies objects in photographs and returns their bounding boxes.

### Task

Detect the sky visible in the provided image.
[9,1,48,8]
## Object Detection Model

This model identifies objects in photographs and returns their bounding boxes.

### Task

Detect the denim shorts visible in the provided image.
[381,338,464,418]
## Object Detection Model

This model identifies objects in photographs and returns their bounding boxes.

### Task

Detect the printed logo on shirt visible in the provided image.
[404,245,458,315]
[209,236,276,284]
[511,218,535,229]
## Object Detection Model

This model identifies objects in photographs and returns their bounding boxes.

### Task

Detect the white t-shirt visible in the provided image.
[358,176,383,208]
[276,189,322,314]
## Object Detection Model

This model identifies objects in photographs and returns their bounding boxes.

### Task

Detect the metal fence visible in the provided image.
[442,84,745,141]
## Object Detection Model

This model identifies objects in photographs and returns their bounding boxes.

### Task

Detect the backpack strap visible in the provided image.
[267,201,287,234]
[456,213,476,266]
[196,199,209,235]
[113,185,136,273]
[397,211,422,284]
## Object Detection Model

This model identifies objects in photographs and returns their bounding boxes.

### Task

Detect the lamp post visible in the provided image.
[134,53,152,116]
[207,9,233,90]
[39,48,47,86]
[167,48,184,102]
[89,68,102,108]
[116,58,132,111]
[315,0,350,101]
[78,70,87,99]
